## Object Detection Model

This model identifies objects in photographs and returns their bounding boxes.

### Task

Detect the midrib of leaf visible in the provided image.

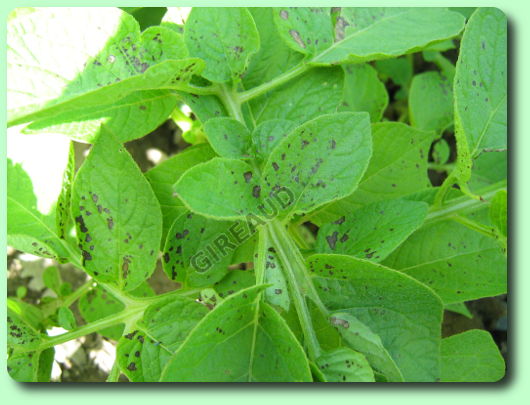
[469,94,506,158]
[310,10,410,62]
[247,300,261,381]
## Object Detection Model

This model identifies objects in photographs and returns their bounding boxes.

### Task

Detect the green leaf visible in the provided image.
[177,92,228,123]
[330,312,404,382]
[453,8,507,186]
[308,300,341,351]
[244,8,303,89]
[8,8,203,126]
[309,8,465,64]
[490,190,507,237]
[78,285,125,340]
[57,306,76,330]
[261,112,372,217]
[316,347,374,382]
[7,348,55,382]
[174,157,262,220]
[7,159,70,261]
[445,302,473,319]
[272,7,333,56]
[162,211,237,287]
[24,90,179,144]
[409,71,453,133]
[383,220,507,304]
[56,142,75,239]
[441,329,505,382]
[204,117,253,159]
[251,119,297,162]
[316,199,428,262]
[7,308,43,349]
[262,243,290,312]
[121,7,167,30]
[117,296,208,382]
[339,63,388,122]
[43,266,62,296]
[308,254,443,382]
[145,144,217,241]
[214,270,256,299]
[432,138,451,165]
[468,151,507,192]
[249,67,343,125]
[160,285,312,382]
[184,7,260,83]
[313,123,434,224]
[71,128,162,291]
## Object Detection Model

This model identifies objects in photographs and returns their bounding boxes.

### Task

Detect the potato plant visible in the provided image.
[6,7,507,382]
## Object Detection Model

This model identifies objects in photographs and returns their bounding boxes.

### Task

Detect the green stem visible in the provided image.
[426,180,506,224]
[238,62,310,103]
[268,220,326,361]
[176,83,217,96]
[217,83,244,122]
[15,305,146,354]
[62,280,94,308]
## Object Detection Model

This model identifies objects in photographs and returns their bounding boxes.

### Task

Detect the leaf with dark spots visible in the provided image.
[203,117,253,159]
[160,286,311,382]
[175,158,262,220]
[316,199,428,262]
[184,8,259,82]
[261,113,371,217]
[162,211,237,287]
[116,296,208,382]
[71,127,162,291]
[326,231,339,250]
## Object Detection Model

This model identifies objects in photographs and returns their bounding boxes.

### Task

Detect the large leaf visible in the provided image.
[314,122,434,224]
[244,8,303,89]
[117,296,208,382]
[339,63,388,122]
[160,285,312,382]
[8,8,203,126]
[409,71,453,133]
[261,112,372,217]
[316,199,428,262]
[453,8,507,186]
[308,8,465,65]
[145,144,217,241]
[174,158,262,220]
[184,7,259,83]
[441,330,505,382]
[7,159,71,261]
[23,90,178,144]
[308,254,443,382]
[71,128,163,291]
[383,220,507,304]
[249,67,343,125]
